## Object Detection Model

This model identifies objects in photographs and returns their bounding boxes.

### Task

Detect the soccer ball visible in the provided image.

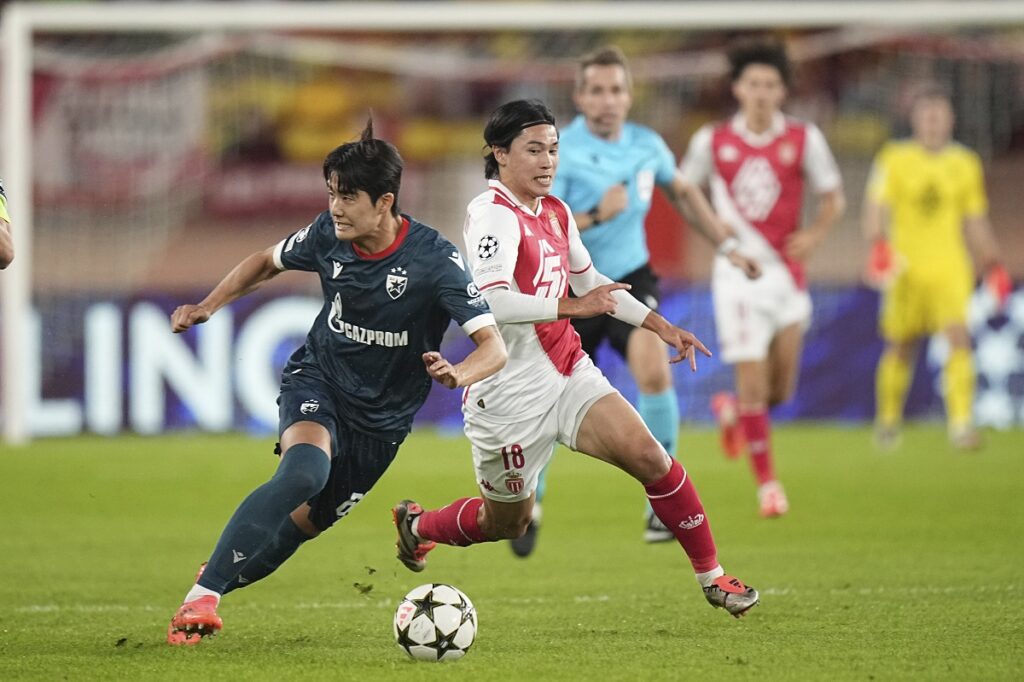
[393,583,477,662]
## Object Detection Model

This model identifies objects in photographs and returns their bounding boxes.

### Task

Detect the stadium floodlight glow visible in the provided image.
[3,1,1024,444]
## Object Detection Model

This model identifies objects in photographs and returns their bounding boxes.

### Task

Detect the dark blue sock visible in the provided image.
[222,517,311,595]
[198,443,330,593]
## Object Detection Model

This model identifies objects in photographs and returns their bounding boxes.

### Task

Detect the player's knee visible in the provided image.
[636,370,671,394]
[769,383,795,407]
[630,439,671,484]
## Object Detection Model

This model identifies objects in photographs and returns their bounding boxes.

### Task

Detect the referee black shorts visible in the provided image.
[570,263,662,361]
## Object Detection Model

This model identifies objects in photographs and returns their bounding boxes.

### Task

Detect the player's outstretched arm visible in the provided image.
[171,245,281,333]
[422,325,507,389]
[664,173,760,279]
[0,218,13,270]
[640,311,712,372]
[557,282,631,319]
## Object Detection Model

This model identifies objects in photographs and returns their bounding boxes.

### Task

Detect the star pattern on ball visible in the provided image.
[409,589,444,621]
[434,624,462,654]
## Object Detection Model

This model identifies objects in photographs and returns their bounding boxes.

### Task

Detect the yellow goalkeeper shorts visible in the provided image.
[880,269,972,342]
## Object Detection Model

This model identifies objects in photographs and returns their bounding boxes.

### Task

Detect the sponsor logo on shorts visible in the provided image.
[678,513,705,530]
[505,472,524,494]
[479,479,495,493]
[300,399,320,414]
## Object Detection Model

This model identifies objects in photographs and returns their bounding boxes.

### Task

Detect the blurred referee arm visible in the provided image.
[171,245,280,332]
[423,324,507,390]
[662,172,761,279]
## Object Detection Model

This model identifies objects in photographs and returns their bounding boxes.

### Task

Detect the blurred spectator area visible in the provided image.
[24,27,1024,295]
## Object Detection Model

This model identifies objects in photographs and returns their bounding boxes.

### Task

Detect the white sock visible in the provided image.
[184,583,221,605]
[695,565,725,588]
[410,516,421,540]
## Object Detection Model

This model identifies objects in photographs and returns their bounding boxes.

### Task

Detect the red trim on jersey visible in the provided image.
[479,280,511,291]
[570,262,593,275]
[352,216,410,260]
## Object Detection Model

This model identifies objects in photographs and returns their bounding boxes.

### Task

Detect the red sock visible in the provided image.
[740,409,776,486]
[415,497,488,546]
[645,460,718,572]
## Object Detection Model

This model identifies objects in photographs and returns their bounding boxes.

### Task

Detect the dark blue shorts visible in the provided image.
[571,263,662,360]
[277,369,400,532]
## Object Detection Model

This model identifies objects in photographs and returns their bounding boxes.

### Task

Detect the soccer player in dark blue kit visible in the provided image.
[166,121,507,645]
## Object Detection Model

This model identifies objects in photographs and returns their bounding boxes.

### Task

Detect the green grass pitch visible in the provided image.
[0,425,1021,680]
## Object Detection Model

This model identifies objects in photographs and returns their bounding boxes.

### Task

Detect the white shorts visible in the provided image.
[463,356,616,502]
[712,258,812,364]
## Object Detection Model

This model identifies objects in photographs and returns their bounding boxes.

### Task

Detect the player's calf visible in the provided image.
[711,392,745,459]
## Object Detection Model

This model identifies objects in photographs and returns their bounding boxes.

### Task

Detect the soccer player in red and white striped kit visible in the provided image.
[680,43,845,517]
[393,99,759,618]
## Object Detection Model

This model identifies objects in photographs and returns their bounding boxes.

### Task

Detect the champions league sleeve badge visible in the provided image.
[476,235,499,260]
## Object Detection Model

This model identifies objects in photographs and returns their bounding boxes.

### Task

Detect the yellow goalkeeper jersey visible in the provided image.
[867,140,987,279]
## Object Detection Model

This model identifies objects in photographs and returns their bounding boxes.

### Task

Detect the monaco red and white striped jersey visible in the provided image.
[680,113,841,288]
[462,180,592,421]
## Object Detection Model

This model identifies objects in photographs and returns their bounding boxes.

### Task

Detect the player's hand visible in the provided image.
[727,251,762,280]
[565,282,630,319]
[784,228,824,262]
[863,238,901,290]
[423,351,461,389]
[597,184,629,222]
[985,262,1012,311]
[171,304,212,333]
[657,325,712,371]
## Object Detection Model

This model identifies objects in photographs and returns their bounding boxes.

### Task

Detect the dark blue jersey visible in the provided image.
[272,212,494,441]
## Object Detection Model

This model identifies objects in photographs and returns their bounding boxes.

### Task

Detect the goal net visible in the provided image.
[3,2,1023,441]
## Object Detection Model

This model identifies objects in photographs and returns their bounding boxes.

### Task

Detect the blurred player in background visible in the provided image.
[680,43,845,517]
[393,99,759,619]
[863,85,1011,450]
[510,46,759,554]
[165,121,506,645]
[0,179,13,269]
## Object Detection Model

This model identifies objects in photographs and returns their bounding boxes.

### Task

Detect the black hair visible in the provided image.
[322,117,402,216]
[482,99,557,179]
[728,41,791,86]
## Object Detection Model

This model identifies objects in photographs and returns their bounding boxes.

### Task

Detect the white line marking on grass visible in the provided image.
[11,584,1017,615]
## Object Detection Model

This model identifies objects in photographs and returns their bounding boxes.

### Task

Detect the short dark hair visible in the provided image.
[576,45,633,91]
[322,117,402,216]
[728,41,791,85]
[910,82,952,107]
[482,99,557,180]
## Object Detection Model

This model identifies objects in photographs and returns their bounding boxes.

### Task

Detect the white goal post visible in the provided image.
[3,1,1023,444]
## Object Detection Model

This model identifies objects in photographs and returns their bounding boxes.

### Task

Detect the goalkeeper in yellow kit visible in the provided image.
[863,86,1010,449]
